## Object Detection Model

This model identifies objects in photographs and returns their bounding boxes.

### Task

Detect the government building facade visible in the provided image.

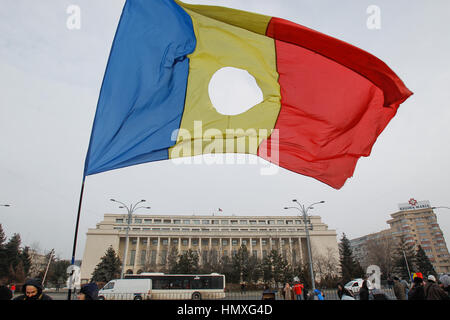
[80,213,339,283]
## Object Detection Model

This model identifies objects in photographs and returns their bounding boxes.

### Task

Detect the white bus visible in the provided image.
[124,273,226,300]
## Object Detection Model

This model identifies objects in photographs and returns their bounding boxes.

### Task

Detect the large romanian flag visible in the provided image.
[84,0,412,189]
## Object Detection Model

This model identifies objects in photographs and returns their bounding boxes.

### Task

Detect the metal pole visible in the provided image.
[42,249,54,287]
[302,206,316,294]
[121,208,132,279]
[68,176,86,300]
[402,249,412,281]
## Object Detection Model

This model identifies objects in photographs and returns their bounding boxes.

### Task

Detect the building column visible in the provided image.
[156,236,161,265]
[260,237,263,260]
[134,236,140,270]
[279,237,282,254]
[146,237,150,268]
[288,237,294,265]
[178,237,181,254]
[298,237,303,264]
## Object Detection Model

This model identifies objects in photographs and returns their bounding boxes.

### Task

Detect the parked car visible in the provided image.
[344,278,374,295]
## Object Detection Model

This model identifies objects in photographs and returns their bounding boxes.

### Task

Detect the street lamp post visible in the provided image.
[284,200,325,294]
[110,199,151,279]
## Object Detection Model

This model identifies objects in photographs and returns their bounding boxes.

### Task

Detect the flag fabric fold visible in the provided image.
[84,0,412,189]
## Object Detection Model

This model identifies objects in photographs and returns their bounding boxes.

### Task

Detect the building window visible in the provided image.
[135,219,142,224]
[250,220,257,225]
[242,240,248,246]
[172,239,178,245]
[212,239,219,246]
[212,220,219,225]
[240,220,248,224]
[232,239,238,246]
[183,220,190,224]
[192,239,198,246]
[222,240,228,246]
[221,220,229,225]
[252,250,258,258]
[231,220,238,225]
[202,239,209,246]
[202,220,210,224]
[252,240,257,246]
[258,220,266,225]
[129,250,136,265]
[172,228,180,231]
[193,220,200,225]
[152,239,158,246]
[140,250,146,265]
[286,220,293,225]
[144,219,152,224]
[115,219,124,223]
[182,239,188,246]
[151,250,157,264]
[154,219,161,224]
[163,219,171,224]
[262,239,267,246]
[268,220,275,225]
[263,250,267,258]
[173,220,181,224]
[162,239,168,245]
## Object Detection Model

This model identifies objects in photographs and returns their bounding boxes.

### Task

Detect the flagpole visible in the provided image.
[67,175,86,300]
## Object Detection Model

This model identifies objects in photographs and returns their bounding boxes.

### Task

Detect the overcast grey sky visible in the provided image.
[1,0,450,260]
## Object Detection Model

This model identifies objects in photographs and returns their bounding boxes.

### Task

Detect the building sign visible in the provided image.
[398,198,431,211]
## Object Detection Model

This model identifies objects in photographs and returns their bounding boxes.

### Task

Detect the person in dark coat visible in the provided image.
[424,275,449,300]
[408,276,425,300]
[77,282,99,300]
[359,280,370,300]
[13,278,53,300]
[0,285,13,300]
[393,276,406,300]
[337,283,354,300]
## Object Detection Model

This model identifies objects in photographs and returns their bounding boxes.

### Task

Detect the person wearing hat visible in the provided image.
[393,276,406,300]
[13,278,53,300]
[408,275,425,300]
[424,275,449,300]
[77,282,99,300]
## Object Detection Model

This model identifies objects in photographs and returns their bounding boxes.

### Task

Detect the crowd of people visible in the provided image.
[1,273,449,301]
[0,278,99,300]
[335,273,450,301]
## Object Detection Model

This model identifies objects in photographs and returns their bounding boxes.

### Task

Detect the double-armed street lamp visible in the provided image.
[284,199,325,293]
[110,198,151,278]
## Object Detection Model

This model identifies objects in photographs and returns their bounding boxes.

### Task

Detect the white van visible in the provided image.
[98,279,152,300]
